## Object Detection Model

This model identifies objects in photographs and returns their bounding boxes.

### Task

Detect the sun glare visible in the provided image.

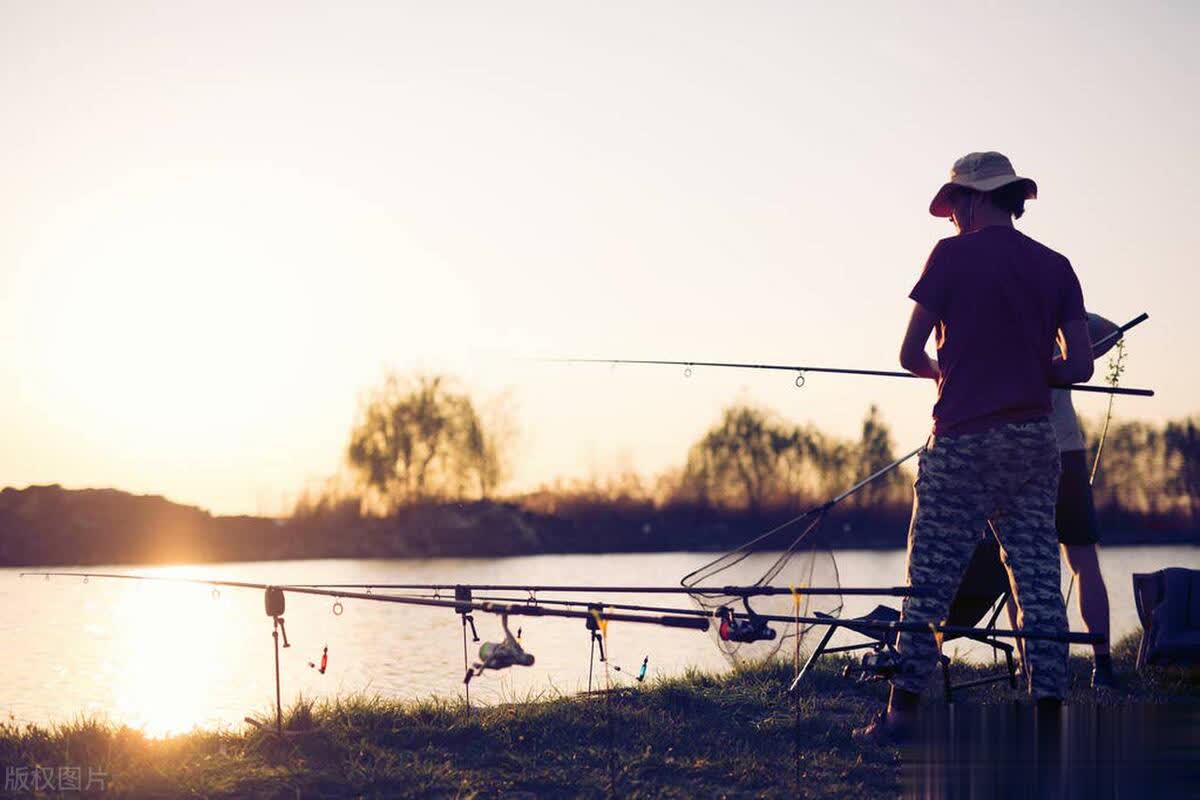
[8,164,369,514]
[105,576,243,738]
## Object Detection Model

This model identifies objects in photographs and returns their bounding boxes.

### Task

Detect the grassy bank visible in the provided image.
[3,636,1198,798]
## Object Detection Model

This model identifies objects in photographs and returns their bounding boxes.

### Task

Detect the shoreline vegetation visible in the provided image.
[0,484,1194,570]
[1,374,1196,568]
[1,636,1196,798]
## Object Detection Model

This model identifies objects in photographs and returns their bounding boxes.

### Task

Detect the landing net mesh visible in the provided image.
[681,511,842,665]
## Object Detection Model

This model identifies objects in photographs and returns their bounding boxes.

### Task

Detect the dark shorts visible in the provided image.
[1057,449,1100,546]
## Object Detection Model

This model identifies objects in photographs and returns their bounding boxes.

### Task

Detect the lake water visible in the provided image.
[2,546,1196,736]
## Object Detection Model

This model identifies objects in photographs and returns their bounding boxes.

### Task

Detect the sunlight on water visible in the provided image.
[105,580,230,738]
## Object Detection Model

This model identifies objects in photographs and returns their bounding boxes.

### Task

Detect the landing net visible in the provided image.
[681,510,842,665]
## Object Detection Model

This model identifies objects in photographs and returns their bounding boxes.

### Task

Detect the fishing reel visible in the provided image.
[842,647,950,684]
[843,649,898,683]
[464,614,535,685]
[717,606,777,644]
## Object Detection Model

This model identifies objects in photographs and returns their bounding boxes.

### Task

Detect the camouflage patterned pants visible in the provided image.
[894,419,1069,700]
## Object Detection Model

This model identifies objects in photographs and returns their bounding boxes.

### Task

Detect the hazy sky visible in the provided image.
[2,2,1197,514]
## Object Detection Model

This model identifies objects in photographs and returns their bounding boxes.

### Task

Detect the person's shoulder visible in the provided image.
[927,233,966,262]
[1013,230,1072,268]
[933,233,963,250]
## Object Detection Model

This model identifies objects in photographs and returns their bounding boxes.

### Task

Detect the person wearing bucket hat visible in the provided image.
[855,151,1094,742]
[927,151,1038,220]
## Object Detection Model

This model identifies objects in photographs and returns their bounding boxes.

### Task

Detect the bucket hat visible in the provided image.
[929,151,1038,217]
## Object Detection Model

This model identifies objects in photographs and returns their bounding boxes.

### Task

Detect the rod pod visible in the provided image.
[455,586,479,710]
[264,586,289,734]
[586,604,607,692]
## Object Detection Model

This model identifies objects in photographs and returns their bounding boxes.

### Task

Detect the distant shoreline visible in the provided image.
[5,540,1194,573]
[1,483,1195,569]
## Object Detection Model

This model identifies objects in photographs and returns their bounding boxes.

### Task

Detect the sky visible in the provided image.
[1,1,1197,515]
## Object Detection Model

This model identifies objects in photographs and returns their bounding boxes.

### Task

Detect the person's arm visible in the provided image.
[1051,262,1092,383]
[899,302,941,381]
[1049,318,1094,384]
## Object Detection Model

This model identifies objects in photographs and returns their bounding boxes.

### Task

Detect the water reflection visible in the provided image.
[2,547,1195,734]
[107,581,229,737]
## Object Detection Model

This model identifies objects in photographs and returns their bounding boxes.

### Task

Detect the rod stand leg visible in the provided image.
[788,624,837,694]
[456,587,477,713]
[272,621,283,735]
[461,613,473,711]
[588,631,596,693]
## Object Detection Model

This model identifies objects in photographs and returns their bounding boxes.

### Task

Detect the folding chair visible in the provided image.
[791,537,1018,700]
[1133,568,1200,669]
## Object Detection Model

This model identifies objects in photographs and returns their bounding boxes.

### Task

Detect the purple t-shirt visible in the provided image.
[909,226,1086,436]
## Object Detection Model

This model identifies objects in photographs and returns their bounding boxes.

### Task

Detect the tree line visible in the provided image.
[298,371,1200,534]
[5,373,1194,567]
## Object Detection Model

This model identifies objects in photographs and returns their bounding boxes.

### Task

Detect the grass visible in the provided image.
[2,635,1197,798]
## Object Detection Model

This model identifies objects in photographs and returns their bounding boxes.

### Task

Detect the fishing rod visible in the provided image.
[425,589,1102,645]
[1091,311,1147,353]
[23,572,1064,641]
[543,312,1153,397]
[22,570,1096,705]
[712,609,1102,646]
[548,356,1151,396]
[283,582,921,597]
[21,570,711,732]
[364,591,895,620]
[19,571,711,628]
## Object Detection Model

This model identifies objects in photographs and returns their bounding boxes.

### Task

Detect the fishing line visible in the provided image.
[678,445,921,663]
[1066,337,1129,610]
[1089,338,1127,486]
[680,445,923,590]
